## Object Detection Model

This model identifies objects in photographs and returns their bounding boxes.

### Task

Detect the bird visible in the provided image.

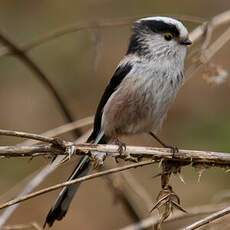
[44,16,192,227]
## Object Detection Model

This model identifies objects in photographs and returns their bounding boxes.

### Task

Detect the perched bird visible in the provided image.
[44,16,192,227]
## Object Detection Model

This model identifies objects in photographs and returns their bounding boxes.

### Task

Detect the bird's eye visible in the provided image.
[164,33,173,41]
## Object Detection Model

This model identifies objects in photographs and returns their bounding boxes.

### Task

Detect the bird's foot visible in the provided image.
[114,138,126,154]
[114,138,138,163]
[91,151,107,168]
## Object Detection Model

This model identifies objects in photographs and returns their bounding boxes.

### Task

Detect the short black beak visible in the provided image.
[179,38,192,46]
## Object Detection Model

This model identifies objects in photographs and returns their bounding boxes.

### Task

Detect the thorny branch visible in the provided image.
[0,139,230,167]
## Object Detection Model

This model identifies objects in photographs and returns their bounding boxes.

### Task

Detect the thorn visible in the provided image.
[197,167,206,183]
[149,194,170,213]
[158,159,164,168]
[177,173,186,184]
[172,201,187,213]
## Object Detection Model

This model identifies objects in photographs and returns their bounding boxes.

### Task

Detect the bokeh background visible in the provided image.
[0,0,229,229]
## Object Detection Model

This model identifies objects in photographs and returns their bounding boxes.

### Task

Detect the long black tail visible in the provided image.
[44,134,107,228]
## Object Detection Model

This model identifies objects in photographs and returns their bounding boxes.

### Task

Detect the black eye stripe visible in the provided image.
[135,20,180,37]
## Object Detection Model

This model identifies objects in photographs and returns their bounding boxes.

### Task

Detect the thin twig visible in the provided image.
[186,25,230,79]
[0,160,155,210]
[183,206,230,230]
[21,116,93,146]
[189,9,230,42]
[0,145,64,158]
[0,129,60,145]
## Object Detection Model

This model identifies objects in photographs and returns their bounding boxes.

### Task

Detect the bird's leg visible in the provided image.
[149,132,179,154]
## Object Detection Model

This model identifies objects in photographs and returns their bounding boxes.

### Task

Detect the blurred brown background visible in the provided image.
[0,0,229,229]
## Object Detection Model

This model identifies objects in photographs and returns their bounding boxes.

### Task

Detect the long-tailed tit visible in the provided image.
[44,16,192,227]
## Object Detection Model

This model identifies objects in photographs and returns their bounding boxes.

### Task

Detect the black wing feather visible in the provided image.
[87,63,132,142]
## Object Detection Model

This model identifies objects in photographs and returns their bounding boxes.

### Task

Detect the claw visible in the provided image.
[177,173,186,184]
[114,138,126,154]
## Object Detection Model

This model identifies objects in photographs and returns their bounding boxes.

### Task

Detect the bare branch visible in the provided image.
[0,129,60,145]
[21,116,93,146]
[183,206,230,230]
[0,160,155,210]
[73,144,230,166]
[0,145,63,158]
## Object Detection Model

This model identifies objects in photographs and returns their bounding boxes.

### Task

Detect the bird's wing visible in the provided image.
[87,62,132,142]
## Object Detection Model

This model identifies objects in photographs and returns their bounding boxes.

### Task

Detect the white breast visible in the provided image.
[101,57,184,137]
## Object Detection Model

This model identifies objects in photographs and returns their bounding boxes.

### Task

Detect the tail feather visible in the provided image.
[44,156,90,227]
[44,132,107,228]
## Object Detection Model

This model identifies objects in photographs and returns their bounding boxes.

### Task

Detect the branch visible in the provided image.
[0,160,155,210]
[20,116,93,146]
[0,142,229,167]
[0,145,63,158]
[75,144,230,166]
[183,206,230,230]
[189,10,230,42]
[0,129,61,145]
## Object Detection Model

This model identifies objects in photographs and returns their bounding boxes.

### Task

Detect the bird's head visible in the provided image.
[127,16,192,62]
